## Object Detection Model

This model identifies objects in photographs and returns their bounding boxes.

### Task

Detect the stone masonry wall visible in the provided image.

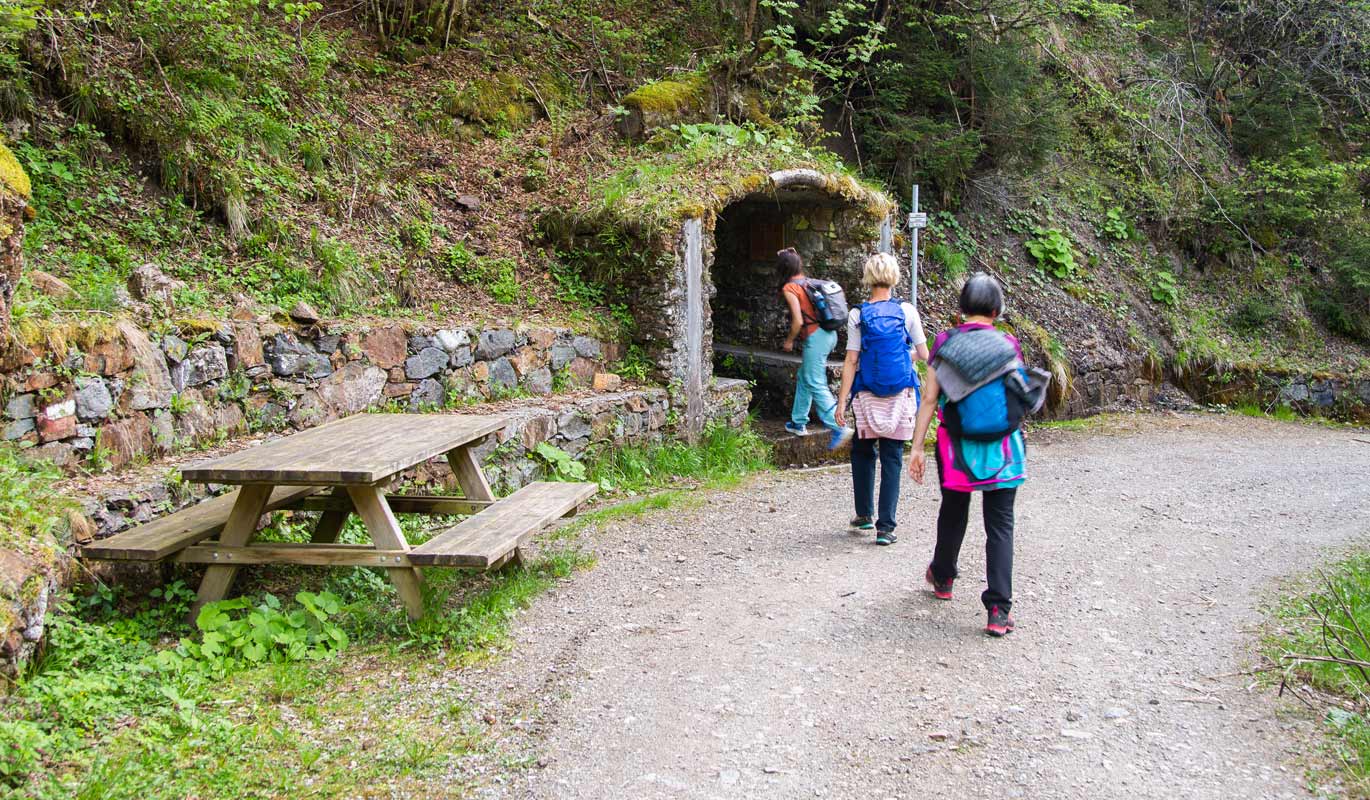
[2,315,632,474]
[74,378,751,542]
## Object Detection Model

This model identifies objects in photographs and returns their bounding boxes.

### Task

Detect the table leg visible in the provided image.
[310,487,351,544]
[191,484,273,620]
[447,444,529,565]
[446,444,496,502]
[347,485,424,620]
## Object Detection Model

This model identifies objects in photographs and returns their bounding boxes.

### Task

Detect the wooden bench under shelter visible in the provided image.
[80,413,597,619]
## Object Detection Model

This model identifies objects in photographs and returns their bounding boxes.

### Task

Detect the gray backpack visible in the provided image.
[801,279,849,332]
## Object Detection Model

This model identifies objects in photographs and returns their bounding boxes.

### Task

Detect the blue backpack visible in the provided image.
[852,300,919,398]
[941,367,1031,441]
[934,328,1041,442]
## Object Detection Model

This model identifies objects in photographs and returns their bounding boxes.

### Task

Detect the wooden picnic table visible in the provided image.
[82,413,596,620]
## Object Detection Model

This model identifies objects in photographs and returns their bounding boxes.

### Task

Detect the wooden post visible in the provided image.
[346,485,425,620]
[310,486,351,543]
[447,445,495,502]
[446,443,512,562]
[190,484,273,620]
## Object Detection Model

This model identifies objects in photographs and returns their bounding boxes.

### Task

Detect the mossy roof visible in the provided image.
[0,140,31,201]
[565,143,896,242]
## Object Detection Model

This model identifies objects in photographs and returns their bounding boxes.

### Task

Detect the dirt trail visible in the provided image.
[462,414,1370,799]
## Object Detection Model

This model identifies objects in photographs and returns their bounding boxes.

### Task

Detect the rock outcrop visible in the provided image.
[0,139,32,363]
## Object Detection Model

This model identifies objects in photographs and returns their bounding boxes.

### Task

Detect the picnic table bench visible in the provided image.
[80,413,596,619]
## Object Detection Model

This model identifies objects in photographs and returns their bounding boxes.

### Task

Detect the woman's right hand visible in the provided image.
[909,449,927,485]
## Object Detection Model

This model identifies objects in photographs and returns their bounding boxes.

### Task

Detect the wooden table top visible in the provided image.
[181,413,506,486]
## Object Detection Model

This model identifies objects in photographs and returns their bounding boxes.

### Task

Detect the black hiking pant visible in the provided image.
[929,486,1017,612]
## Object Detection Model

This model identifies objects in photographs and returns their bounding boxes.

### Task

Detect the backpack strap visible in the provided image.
[791,280,819,329]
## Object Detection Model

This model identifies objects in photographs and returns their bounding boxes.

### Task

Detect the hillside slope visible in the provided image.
[0,0,1365,410]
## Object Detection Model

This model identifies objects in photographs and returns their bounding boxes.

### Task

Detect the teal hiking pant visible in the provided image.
[791,327,838,430]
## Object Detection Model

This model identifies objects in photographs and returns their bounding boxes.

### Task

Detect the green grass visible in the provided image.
[1233,401,1300,421]
[1,422,773,797]
[1,538,594,798]
[587,421,771,494]
[1266,553,1370,794]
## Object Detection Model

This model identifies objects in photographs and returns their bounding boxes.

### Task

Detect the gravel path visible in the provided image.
[465,414,1370,799]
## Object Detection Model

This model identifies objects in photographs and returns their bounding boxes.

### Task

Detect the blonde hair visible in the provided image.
[861,252,901,290]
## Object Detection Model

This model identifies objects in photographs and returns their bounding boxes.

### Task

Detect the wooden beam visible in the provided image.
[447,445,496,503]
[310,486,350,544]
[190,484,273,619]
[294,494,494,516]
[177,544,411,567]
[347,485,425,620]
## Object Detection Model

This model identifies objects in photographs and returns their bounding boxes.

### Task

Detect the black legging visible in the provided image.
[929,486,1017,612]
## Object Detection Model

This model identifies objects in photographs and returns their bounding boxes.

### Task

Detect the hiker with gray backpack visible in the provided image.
[834,253,929,546]
[777,247,855,451]
[908,273,1051,637]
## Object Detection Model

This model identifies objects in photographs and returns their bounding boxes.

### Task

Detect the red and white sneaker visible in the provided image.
[925,564,954,600]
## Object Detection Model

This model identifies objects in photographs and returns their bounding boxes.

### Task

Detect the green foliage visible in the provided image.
[172,592,348,668]
[926,241,968,280]
[1147,270,1179,306]
[613,344,653,382]
[44,0,346,219]
[1024,227,1077,278]
[1234,401,1297,422]
[750,0,892,132]
[1319,232,1370,343]
[588,421,770,494]
[533,442,588,482]
[671,122,795,154]
[1231,295,1280,334]
[0,0,38,117]
[449,253,519,304]
[0,581,355,796]
[1236,146,1363,238]
[1268,552,1370,792]
[404,551,590,650]
[1100,207,1131,241]
[13,128,377,317]
[0,444,70,557]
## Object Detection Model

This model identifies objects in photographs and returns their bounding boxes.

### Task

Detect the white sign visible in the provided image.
[908,212,928,229]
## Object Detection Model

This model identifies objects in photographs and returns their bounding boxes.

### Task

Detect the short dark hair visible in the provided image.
[959,272,1004,317]
[775,247,803,283]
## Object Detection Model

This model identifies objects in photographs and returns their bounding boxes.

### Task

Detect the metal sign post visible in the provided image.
[907,184,927,307]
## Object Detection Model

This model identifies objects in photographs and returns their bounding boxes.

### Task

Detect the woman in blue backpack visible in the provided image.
[835,253,928,546]
[908,273,1032,637]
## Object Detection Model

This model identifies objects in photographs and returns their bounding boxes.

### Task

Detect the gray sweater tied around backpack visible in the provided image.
[932,328,1020,402]
[934,328,1053,412]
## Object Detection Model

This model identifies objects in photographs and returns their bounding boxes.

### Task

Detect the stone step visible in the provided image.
[714,343,842,420]
[755,418,851,468]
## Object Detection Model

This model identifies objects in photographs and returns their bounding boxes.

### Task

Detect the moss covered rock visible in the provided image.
[441,74,555,138]
[0,140,30,202]
[0,139,30,363]
[617,73,714,140]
